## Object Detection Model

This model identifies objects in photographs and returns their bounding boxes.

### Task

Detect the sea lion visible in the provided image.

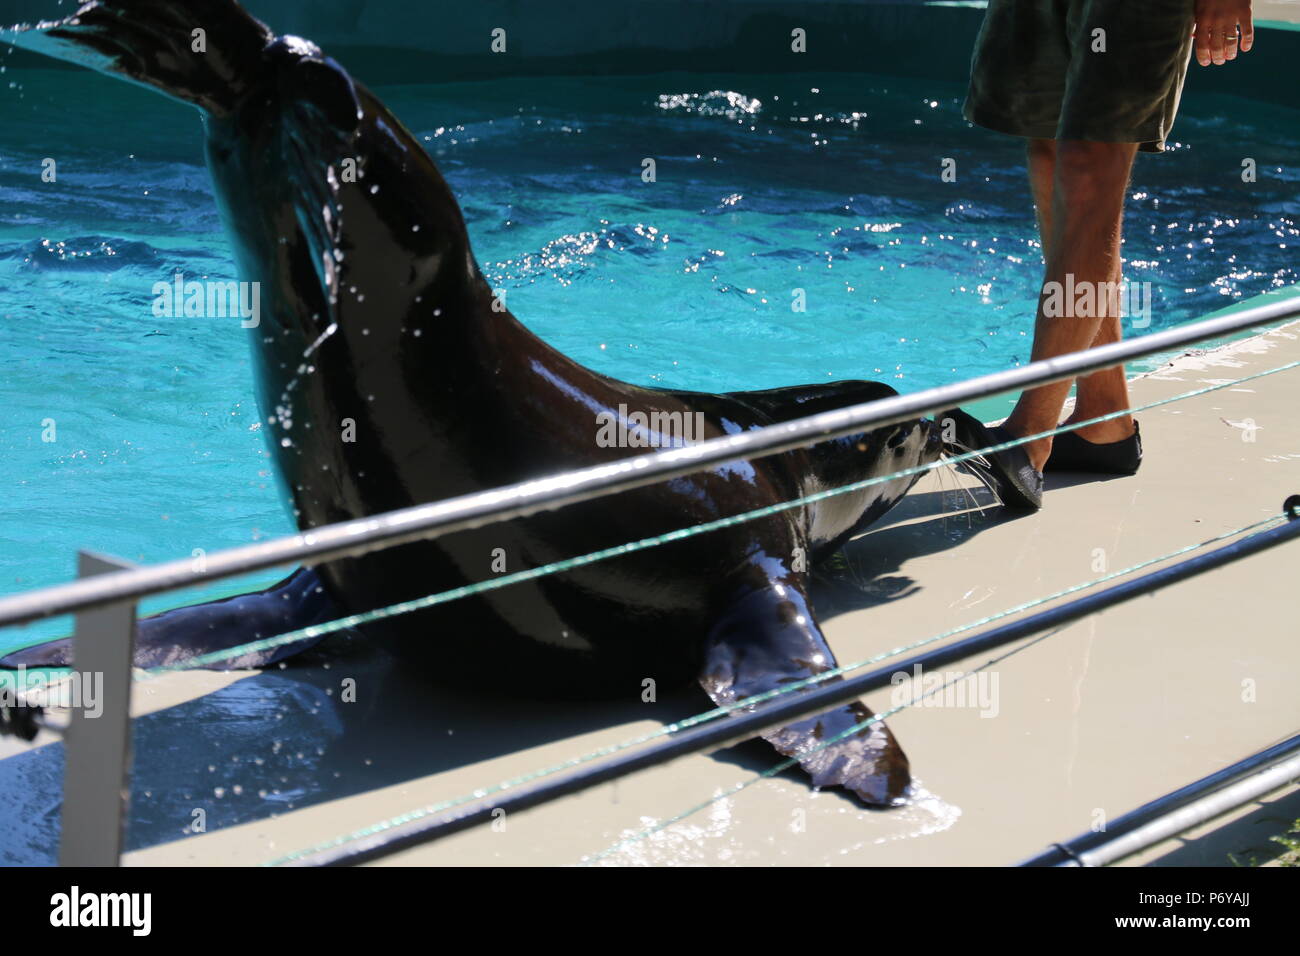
[2,0,955,805]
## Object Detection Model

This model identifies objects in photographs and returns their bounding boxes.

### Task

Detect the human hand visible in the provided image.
[1193,0,1253,65]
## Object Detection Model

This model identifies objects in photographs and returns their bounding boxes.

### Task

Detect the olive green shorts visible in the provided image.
[964,0,1197,153]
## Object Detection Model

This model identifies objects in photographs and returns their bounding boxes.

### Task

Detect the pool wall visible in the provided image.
[2,1,1297,110]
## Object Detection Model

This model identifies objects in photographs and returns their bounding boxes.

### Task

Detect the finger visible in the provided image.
[1194,25,1212,66]
[1241,17,1255,53]
[1210,25,1227,65]
[1223,25,1239,60]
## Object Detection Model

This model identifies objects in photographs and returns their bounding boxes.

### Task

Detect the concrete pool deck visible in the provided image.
[50,298,1287,868]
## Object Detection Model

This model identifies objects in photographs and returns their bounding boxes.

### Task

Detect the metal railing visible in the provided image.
[1021,733,1300,867]
[293,505,1300,865]
[2,291,1299,866]
[0,293,1297,632]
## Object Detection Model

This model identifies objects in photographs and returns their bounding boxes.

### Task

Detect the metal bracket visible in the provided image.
[58,551,137,867]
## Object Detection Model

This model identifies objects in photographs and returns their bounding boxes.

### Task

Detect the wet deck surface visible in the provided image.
[3,309,1298,867]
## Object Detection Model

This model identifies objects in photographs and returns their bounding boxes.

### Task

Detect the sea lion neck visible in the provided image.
[200,41,492,353]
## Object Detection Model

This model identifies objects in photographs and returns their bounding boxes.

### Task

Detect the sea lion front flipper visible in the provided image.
[0,567,337,671]
[700,577,911,806]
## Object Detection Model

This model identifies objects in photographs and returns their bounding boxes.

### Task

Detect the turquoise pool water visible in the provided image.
[1,67,1297,649]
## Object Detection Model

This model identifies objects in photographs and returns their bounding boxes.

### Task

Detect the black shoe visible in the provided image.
[1045,421,1142,475]
[939,408,1043,511]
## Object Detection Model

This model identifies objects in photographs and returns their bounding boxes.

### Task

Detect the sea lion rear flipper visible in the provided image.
[0,567,336,671]
[700,577,911,806]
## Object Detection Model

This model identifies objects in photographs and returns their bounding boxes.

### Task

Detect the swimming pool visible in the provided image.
[1,65,1297,651]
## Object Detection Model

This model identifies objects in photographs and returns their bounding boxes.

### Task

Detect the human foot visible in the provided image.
[996,417,1052,472]
[1045,420,1142,475]
[940,408,1044,511]
[1061,413,1135,445]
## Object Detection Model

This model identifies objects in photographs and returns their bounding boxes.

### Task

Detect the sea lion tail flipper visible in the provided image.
[700,579,911,806]
[2,0,273,114]
[0,567,337,671]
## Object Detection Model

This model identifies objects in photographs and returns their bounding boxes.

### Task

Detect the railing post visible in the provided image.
[59,551,137,867]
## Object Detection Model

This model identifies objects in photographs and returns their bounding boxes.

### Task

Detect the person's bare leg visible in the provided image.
[1002,139,1138,470]
[1026,138,1056,256]
[1025,138,1136,445]
[1061,284,1135,441]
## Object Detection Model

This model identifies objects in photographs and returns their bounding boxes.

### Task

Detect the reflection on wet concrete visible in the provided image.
[592,776,964,866]
[0,635,709,864]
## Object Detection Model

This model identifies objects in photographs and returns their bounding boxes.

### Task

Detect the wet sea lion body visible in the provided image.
[3,0,959,804]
